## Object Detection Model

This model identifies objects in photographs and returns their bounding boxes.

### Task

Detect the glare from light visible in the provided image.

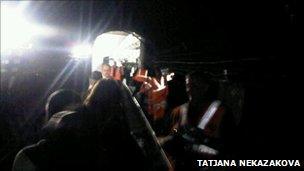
[91,32,141,71]
[71,44,92,59]
[109,59,115,66]
[116,60,122,67]
[1,3,55,53]
[166,72,175,82]
[130,67,135,77]
[92,34,124,57]
[153,76,166,91]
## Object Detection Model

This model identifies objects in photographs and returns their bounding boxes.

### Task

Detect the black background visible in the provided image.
[0,0,302,170]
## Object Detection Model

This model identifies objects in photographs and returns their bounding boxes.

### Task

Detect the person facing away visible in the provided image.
[45,89,82,122]
[160,73,237,171]
[88,70,102,90]
[169,72,237,140]
[12,89,82,171]
[37,89,82,139]
[13,79,147,171]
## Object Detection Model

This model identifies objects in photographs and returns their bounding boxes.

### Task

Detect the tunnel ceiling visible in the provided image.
[27,0,298,66]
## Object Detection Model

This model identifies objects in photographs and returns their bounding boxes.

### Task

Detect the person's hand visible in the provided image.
[139,81,152,93]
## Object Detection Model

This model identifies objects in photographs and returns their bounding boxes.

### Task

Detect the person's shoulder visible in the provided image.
[13,149,36,171]
[13,140,46,171]
[44,109,84,134]
[47,111,77,127]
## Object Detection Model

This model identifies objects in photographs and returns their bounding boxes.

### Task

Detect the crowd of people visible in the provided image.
[2,60,240,171]
[131,68,238,170]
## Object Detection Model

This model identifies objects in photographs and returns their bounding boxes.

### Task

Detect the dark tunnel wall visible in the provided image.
[23,0,299,65]
[0,1,301,169]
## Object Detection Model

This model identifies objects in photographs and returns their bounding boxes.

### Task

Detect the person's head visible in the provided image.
[45,89,82,120]
[91,70,102,81]
[88,71,102,90]
[186,72,219,102]
[84,79,122,115]
[166,73,189,108]
[100,63,112,79]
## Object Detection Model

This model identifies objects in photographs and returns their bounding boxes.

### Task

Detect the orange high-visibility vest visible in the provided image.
[133,68,148,83]
[170,103,189,132]
[147,78,168,120]
[133,68,169,120]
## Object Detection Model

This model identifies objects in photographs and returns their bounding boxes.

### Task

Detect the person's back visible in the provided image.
[45,89,81,121]
[13,80,147,171]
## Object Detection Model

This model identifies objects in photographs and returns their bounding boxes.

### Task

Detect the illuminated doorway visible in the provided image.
[91,31,143,72]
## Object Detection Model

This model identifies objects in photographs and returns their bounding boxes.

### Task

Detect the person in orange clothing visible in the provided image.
[169,72,232,138]
[146,76,168,121]
[133,68,169,121]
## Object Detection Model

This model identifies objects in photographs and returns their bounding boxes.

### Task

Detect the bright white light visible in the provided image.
[109,59,115,66]
[116,60,122,67]
[1,3,55,53]
[166,72,175,82]
[71,44,92,58]
[91,31,141,71]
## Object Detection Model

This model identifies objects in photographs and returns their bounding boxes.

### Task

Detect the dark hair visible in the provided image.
[91,71,102,80]
[45,89,81,120]
[185,72,220,126]
[188,72,219,101]
[102,56,110,64]
[167,73,189,109]
[84,79,123,115]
